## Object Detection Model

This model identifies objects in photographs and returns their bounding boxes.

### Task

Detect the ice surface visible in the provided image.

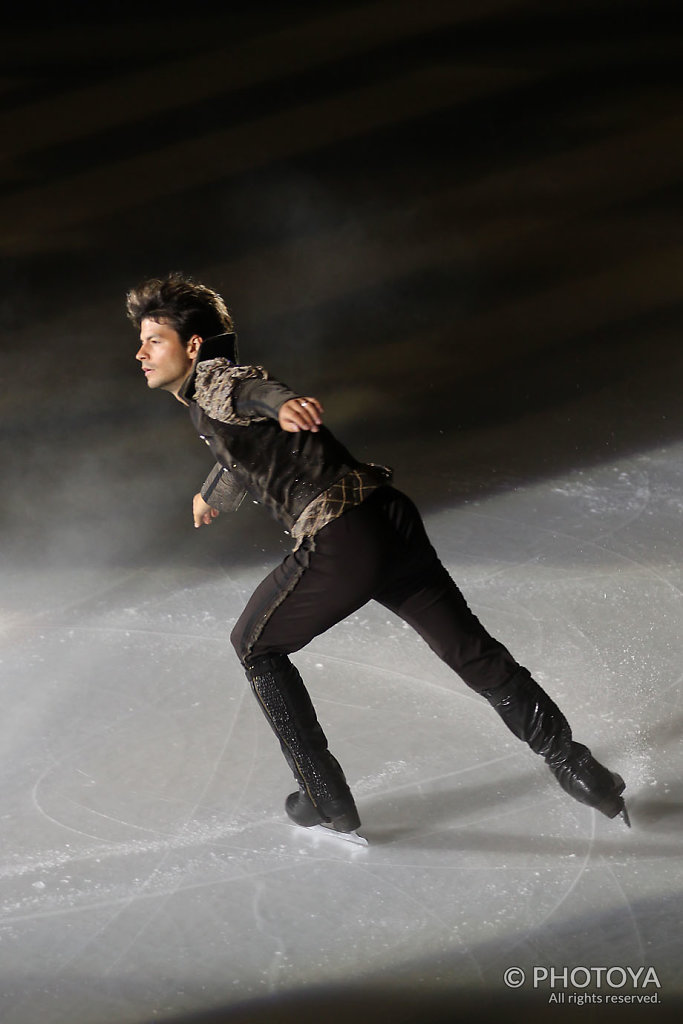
[2,447,682,1023]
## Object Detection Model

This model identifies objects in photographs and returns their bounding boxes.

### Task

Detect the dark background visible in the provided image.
[2,0,681,563]
[1,5,681,1021]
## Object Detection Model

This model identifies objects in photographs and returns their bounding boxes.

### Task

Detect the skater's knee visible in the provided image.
[231,616,291,667]
[244,651,288,670]
[230,620,268,667]
[477,665,532,701]
[441,645,525,695]
[229,621,248,663]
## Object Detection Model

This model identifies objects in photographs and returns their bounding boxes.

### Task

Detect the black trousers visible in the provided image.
[231,486,523,694]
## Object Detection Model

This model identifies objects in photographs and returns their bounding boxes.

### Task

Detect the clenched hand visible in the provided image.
[193,492,220,528]
[278,397,324,432]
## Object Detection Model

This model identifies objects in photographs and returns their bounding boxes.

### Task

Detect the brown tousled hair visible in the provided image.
[126,272,234,343]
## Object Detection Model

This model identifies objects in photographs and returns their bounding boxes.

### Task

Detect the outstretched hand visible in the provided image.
[278,397,324,433]
[193,493,220,528]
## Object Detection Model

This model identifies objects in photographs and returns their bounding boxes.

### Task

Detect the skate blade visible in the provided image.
[311,824,368,847]
[620,804,631,828]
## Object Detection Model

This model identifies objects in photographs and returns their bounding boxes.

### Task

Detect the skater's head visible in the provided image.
[126,272,233,344]
[128,273,234,398]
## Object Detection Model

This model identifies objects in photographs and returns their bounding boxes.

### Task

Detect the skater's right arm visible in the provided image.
[196,462,248,519]
[193,492,219,528]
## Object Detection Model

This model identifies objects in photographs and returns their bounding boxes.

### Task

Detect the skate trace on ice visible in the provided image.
[2,450,683,1023]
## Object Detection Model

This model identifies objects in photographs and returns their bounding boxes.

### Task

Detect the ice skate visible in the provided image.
[483,672,630,826]
[246,653,364,836]
[310,824,369,847]
[548,744,630,825]
[285,789,361,832]
[286,791,367,845]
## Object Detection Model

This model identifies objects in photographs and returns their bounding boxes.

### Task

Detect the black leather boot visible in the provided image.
[245,653,361,832]
[481,671,629,825]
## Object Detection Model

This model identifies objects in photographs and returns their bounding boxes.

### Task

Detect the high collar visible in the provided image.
[178,332,239,402]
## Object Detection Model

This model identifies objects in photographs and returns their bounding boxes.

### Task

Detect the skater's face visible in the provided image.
[136,318,200,397]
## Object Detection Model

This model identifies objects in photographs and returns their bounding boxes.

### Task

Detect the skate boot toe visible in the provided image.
[552,752,629,823]
[285,791,360,833]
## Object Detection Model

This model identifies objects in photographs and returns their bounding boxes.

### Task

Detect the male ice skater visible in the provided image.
[128,272,629,834]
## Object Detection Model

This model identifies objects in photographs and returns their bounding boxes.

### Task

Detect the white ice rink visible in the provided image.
[2,443,681,1023]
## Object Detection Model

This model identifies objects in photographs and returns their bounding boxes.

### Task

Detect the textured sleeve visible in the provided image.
[200,463,247,512]
[194,358,271,426]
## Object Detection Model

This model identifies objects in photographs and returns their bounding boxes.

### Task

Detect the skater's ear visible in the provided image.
[185,334,202,359]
